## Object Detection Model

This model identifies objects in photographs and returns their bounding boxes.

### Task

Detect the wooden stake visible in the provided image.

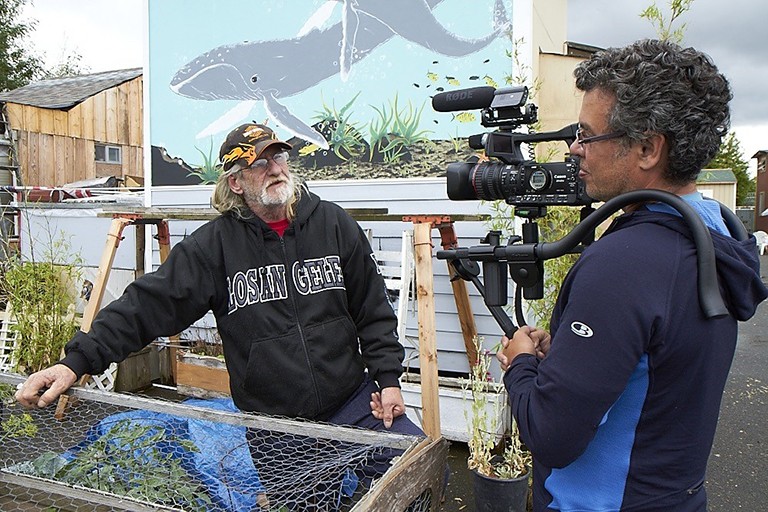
[413,222,440,439]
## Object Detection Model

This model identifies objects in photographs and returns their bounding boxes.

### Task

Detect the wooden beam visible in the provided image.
[413,222,440,439]
[436,223,479,367]
[81,217,134,331]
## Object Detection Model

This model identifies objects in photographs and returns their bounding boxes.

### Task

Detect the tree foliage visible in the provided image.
[640,0,695,43]
[42,49,90,79]
[0,0,44,91]
[707,132,755,206]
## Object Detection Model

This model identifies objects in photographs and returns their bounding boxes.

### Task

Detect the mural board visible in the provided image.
[148,0,517,185]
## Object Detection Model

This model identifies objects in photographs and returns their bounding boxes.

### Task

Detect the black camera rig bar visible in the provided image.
[437,189,746,337]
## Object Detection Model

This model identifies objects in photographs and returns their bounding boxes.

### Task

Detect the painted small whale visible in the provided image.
[170,0,509,148]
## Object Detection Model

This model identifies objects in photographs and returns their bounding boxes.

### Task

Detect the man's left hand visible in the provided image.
[497,326,549,372]
[369,386,406,429]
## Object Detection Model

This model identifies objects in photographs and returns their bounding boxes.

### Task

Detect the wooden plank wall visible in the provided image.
[4,77,143,187]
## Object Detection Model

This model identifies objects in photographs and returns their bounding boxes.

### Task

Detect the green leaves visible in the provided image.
[3,259,81,374]
[640,0,695,43]
[463,336,530,479]
[0,0,44,91]
[189,138,223,184]
[22,420,213,511]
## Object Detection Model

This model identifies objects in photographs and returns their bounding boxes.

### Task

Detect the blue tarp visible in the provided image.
[65,397,264,511]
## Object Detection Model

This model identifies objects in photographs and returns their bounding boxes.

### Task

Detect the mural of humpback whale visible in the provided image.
[169,0,510,148]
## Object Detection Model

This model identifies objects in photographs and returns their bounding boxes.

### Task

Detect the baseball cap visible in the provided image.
[219,123,292,172]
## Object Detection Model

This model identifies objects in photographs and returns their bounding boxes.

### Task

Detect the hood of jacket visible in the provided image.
[610,210,767,321]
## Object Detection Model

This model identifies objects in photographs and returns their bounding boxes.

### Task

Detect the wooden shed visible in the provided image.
[696,168,737,212]
[0,68,143,187]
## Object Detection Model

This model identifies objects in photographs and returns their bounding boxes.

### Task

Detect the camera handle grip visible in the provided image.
[444,257,517,337]
[466,272,517,338]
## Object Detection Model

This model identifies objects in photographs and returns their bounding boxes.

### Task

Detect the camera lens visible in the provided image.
[472,162,516,201]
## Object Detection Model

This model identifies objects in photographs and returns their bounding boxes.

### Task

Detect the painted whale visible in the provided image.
[170,0,510,148]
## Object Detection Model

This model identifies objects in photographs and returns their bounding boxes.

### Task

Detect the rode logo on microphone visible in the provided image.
[446,91,474,101]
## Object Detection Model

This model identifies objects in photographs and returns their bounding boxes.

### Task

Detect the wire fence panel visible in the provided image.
[0,373,440,512]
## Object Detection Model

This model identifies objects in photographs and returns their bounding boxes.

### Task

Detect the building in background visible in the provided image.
[753,150,768,233]
[0,69,143,188]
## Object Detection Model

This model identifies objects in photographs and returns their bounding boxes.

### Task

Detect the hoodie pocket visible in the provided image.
[303,317,366,413]
[242,330,319,417]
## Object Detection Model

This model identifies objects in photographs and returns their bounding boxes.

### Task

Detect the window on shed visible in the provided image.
[95,144,122,164]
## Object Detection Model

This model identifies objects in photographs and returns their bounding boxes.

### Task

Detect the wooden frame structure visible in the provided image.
[41,207,489,510]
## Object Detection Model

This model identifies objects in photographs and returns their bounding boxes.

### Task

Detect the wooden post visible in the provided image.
[80,217,133,331]
[412,222,440,439]
[153,220,179,383]
[56,216,133,419]
[436,223,479,367]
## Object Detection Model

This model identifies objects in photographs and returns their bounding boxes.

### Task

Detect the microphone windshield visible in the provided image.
[432,86,496,112]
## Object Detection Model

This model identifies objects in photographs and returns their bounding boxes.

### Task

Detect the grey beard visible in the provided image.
[245,174,295,209]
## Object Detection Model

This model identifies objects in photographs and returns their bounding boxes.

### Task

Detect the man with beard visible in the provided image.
[17,123,424,505]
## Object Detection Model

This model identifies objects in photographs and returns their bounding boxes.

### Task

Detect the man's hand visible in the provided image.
[497,326,551,372]
[369,386,406,429]
[15,364,77,409]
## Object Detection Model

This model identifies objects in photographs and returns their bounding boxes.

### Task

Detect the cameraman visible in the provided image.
[496,39,767,511]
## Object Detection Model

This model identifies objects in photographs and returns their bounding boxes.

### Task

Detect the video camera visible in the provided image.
[432,85,592,208]
[431,86,733,335]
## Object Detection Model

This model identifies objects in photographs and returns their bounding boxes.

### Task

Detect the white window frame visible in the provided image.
[95,143,122,164]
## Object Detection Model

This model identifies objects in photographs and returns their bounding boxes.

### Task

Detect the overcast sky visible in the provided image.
[21,0,767,168]
[569,0,767,128]
[568,0,768,169]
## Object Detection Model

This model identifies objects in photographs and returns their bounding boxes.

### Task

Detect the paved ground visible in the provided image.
[439,254,768,511]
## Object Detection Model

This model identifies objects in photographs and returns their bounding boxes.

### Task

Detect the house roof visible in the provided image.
[0,68,142,110]
[752,150,768,158]
[697,169,736,184]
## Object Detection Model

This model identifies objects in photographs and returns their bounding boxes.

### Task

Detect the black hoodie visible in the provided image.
[61,188,403,420]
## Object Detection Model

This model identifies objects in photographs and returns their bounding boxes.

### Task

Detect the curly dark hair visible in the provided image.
[574,39,731,184]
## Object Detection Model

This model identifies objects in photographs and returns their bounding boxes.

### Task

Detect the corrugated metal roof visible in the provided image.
[0,68,142,110]
[697,168,736,183]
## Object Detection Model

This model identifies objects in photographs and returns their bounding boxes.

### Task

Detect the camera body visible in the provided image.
[438,85,592,207]
[447,149,587,207]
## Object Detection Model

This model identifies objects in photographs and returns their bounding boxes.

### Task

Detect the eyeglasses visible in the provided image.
[575,127,625,148]
[246,151,289,171]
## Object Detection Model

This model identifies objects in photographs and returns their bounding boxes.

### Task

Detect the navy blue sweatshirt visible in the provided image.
[504,209,767,511]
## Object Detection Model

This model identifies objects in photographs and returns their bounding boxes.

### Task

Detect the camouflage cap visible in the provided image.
[219,123,292,172]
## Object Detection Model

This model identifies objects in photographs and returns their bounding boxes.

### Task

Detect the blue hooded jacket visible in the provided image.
[505,208,768,511]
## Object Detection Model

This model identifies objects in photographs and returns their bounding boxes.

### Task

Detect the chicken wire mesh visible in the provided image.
[0,373,438,511]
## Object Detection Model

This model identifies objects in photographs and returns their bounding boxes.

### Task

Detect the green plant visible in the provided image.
[524,207,583,330]
[369,94,432,165]
[448,128,463,154]
[463,336,530,479]
[314,92,367,161]
[188,138,222,184]
[640,0,695,43]
[0,383,38,443]
[1,232,82,375]
[23,419,212,511]
[368,101,394,161]
[389,95,432,146]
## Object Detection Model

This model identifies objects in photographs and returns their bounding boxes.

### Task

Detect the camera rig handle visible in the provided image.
[437,189,736,336]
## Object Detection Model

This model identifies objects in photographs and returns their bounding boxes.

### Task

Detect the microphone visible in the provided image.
[431,86,496,112]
